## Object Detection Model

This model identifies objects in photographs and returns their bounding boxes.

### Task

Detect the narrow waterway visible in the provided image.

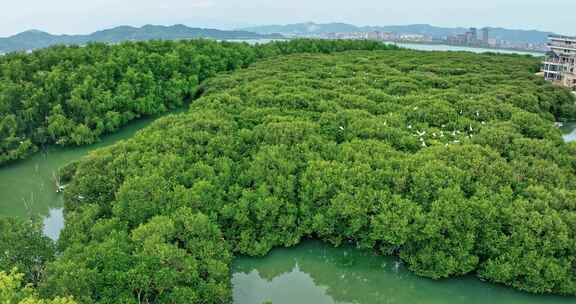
[231,241,575,304]
[0,115,161,239]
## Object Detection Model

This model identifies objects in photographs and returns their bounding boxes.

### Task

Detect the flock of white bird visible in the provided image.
[407,109,486,148]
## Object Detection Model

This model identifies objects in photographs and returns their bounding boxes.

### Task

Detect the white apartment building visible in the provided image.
[543,35,576,90]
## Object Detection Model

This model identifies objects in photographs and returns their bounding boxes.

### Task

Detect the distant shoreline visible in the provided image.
[270,35,546,55]
[0,36,547,57]
[388,40,546,55]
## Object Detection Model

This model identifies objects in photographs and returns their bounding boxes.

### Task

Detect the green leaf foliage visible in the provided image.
[0,218,56,286]
[4,42,576,302]
[0,270,76,304]
[0,39,398,165]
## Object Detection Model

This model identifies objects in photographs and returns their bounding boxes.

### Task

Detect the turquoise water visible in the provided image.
[0,115,160,239]
[232,241,576,304]
[561,122,576,143]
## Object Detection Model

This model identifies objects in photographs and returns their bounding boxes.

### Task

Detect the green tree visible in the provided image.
[0,218,55,286]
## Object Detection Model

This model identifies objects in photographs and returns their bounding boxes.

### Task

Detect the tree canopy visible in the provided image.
[36,49,576,303]
[2,39,576,302]
[0,39,397,165]
[0,270,76,304]
[0,217,55,287]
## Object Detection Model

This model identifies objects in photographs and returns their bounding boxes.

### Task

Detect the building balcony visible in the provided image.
[549,35,576,43]
[543,62,564,67]
[548,42,576,51]
[544,58,575,65]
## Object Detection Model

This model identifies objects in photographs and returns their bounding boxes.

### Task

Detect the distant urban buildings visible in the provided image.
[294,27,548,53]
[447,27,491,47]
[443,27,548,52]
[542,35,576,90]
[320,31,432,43]
[451,27,492,47]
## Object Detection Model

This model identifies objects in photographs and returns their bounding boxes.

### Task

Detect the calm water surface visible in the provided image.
[225,39,544,56]
[561,122,576,143]
[232,241,576,304]
[0,115,159,239]
[393,43,543,56]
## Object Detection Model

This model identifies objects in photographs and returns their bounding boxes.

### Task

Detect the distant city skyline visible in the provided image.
[1,0,574,37]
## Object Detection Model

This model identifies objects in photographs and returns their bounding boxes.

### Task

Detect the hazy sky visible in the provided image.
[1,0,575,36]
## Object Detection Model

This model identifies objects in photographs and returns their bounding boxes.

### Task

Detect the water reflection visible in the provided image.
[231,241,576,304]
[234,265,335,304]
[42,208,64,240]
[0,114,164,237]
[560,122,576,143]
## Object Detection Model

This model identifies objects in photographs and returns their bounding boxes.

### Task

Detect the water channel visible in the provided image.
[231,241,575,304]
[0,115,159,239]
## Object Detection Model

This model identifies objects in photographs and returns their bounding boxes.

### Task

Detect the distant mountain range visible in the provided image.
[1,22,559,54]
[0,24,283,53]
[240,22,556,44]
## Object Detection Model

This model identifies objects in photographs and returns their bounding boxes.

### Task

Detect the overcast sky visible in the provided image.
[1,0,574,36]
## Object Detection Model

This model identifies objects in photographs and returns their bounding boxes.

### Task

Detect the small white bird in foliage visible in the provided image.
[339,126,345,131]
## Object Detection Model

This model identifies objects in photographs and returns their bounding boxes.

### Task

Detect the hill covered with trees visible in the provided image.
[0,39,397,165]
[11,49,571,303]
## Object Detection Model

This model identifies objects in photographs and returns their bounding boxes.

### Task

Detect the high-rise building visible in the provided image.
[469,28,478,43]
[481,28,490,44]
[542,35,576,90]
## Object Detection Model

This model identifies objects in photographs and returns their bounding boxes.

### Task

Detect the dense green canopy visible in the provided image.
[0,39,397,165]
[0,270,76,304]
[0,217,55,287]
[31,49,576,303]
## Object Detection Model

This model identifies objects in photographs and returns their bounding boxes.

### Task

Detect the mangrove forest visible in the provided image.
[1,39,576,303]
